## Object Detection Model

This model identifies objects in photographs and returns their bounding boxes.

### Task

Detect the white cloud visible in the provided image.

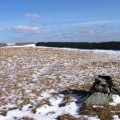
[81,19,120,25]
[11,25,47,34]
[54,25,120,42]
[24,13,40,19]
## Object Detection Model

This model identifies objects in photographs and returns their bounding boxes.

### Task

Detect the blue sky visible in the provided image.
[0,0,120,43]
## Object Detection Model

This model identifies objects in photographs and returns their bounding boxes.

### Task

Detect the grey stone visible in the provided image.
[84,92,109,105]
[90,75,113,94]
[111,86,120,95]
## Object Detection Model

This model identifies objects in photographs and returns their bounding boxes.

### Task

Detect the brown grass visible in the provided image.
[80,104,113,120]
[18,117,35,120]
[57,114,88,120]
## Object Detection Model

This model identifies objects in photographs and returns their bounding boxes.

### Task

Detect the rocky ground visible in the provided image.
[0,45,120,120]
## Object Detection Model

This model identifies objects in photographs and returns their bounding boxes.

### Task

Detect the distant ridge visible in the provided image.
[35,41,120,50]
[0,43,7,47]
[0,43,34,47]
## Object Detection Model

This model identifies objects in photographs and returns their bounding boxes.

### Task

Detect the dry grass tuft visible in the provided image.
[18,117,35,120]
[57,114,88,120]
[80,104,113,120]
[0,109,8,116]
[36,99,51,107]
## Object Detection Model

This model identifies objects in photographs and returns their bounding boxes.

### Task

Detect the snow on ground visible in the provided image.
[113,115,120,120]
[0,46,120,119]
[6,43,16,46]
[109,95,120,106]
[88,116,100,120]
[0,90,102,120]
[0,91,79,120]
[6,44,35,48]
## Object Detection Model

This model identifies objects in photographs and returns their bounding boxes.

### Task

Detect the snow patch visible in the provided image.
[0,93,79,120]
[6,43,16,46]
[49,96,63,106]
[113,115,120,120]
[88,116,100,120]
[38,92,51,100]
[0,115,6,120]
[6,44,35,48]
[109,95,120,106]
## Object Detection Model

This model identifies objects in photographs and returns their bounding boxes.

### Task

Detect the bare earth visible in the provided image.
[0,46,120,120]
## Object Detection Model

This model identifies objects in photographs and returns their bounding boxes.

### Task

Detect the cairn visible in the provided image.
[85,75,120,105]
[90,75,113,94]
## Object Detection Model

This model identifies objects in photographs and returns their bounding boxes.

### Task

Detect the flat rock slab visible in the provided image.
[84,92,109,105]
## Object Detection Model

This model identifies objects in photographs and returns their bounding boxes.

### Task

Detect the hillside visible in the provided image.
[0,46,120,120]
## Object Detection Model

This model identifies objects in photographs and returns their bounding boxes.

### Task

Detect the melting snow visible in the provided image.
[38,92,51,100]
[109,95,120,106]
[0,115,6,120]
[88,116,100,120]
[6,44,35,48]
[0,91,79,120]
[113,115,120,120]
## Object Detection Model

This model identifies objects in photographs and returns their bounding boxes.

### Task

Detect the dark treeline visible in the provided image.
[35,41,120,50]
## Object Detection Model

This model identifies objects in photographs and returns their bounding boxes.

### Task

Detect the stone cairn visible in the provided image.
[85,75,120,105]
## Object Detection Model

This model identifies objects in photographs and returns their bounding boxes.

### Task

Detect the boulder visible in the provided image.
[85,92,109,105]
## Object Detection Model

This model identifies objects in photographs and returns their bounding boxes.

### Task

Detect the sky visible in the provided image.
[0,0,120,43]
